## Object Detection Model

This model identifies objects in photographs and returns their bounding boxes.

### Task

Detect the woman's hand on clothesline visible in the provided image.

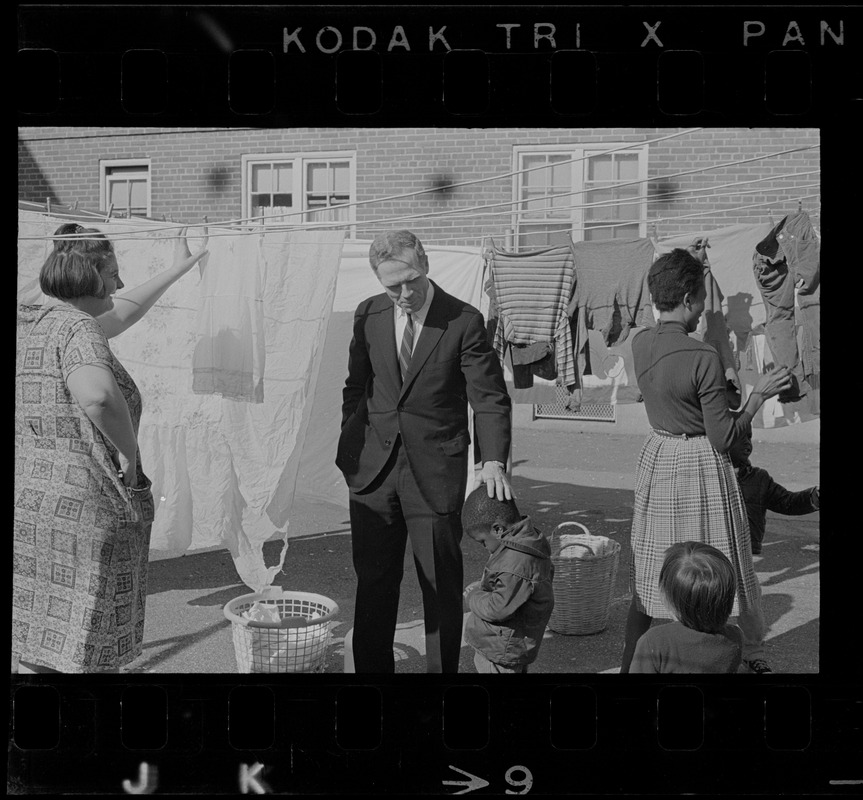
[686,237,710,266]
[172,226,209,276]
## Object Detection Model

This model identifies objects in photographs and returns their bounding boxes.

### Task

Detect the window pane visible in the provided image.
[523,163,550,190]
[614,223,640,239]
[275,164,292,193]
[584,225,614,241]
[272,193,292,208]
[551,162,571,190]
[615,154,639,181]
[306,163,328,193]
[108,180,127,207]
[584,188,614,221]
[332,162,350,193]
[587,155,612,182]
[129,180,147,209]
[251,164,272,193]
[617,201,640,221]
[519,223,571,249]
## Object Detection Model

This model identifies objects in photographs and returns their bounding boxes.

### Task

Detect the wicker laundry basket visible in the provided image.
[223,589,339,673]
[548,522,621,636]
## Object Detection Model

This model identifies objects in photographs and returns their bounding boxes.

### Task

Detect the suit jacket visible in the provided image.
[336,281,511,514]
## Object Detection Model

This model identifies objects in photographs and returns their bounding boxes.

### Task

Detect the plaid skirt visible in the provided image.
[630,430,760,618]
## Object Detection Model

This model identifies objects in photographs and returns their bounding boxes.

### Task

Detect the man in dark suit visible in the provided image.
[336,230,512,673]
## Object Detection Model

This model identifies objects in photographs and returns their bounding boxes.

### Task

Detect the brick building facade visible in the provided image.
[18,127,820,247]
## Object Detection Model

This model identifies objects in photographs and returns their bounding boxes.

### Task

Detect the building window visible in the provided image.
[512,145,648,249]
[243,153,356,228]
[100,160,151,218]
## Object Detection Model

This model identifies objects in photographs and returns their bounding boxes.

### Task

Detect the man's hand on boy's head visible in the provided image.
[479,460,513,501]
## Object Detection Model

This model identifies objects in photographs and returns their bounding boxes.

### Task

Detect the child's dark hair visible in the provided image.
[648,248,705,311]
[659,542,736,633]
[461,486,521,533]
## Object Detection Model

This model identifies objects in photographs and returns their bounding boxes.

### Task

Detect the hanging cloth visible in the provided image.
[488,241,577,390]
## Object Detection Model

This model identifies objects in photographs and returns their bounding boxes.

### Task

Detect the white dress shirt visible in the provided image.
[394,281,435,357]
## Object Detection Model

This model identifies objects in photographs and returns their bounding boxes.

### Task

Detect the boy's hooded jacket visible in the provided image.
[464,516,555,667]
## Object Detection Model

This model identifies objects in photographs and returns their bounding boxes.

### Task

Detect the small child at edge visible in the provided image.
[461,487,555,674]
[728,387,820,555]
[630,541,743,674]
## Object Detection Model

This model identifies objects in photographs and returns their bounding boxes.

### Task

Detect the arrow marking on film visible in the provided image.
[443,765,490,794]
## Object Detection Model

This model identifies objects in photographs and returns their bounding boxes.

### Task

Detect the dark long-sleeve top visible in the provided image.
[632,320,752,453]
[737,465,819,542]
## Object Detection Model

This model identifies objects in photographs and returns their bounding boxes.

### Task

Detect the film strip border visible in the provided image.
[16,5,862,123]
[9,681,863,794]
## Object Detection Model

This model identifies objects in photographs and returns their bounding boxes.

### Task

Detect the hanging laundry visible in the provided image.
[192,233,266,402]
[16,209,347,592]
[488,241,577,391]
[567,237,656,392]
[752,211,820,403]
[574,328,644,406]
[656,222,774,341]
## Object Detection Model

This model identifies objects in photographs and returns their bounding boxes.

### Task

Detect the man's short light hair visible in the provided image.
[369,229,428,272]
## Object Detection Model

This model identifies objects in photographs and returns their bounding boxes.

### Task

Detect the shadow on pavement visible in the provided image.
[138,473,818,674]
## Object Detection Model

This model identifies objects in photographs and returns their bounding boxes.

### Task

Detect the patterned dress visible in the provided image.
[14,303,154,672]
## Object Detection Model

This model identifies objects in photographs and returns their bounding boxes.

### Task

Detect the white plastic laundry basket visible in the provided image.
[223,589,339,673]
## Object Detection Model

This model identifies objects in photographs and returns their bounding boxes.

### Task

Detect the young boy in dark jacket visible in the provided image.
[461,487,554,673]
[728,391,820,555]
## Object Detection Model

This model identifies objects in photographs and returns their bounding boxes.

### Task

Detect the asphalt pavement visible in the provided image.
[122,428,820,675]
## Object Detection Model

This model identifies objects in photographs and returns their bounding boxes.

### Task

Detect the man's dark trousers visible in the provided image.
[349,436,465,673]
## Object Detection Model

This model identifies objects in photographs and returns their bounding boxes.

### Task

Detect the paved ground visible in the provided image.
[122,429,820,675]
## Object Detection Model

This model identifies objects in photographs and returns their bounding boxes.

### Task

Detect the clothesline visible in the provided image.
[19,135,818,242]
[19,159,820,246]
[191,127,708,230]
[18,180,819,245]
[229,144,821,232]
[18,191,821,248]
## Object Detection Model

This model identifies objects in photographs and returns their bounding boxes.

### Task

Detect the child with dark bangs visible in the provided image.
[630,541,743,674]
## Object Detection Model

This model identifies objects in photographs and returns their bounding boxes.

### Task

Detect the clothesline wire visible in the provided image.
[185,127,709,230]
[19,191,821,250]
[23,130,703,237]
[404,197,823,247]
[18,141,820,244]
[228,144,822,232]
[18,167,820,243]
[303,181,822,232]
[22,177,820,244]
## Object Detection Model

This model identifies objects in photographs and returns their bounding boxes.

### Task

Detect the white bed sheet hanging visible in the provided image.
[17,210,346,591]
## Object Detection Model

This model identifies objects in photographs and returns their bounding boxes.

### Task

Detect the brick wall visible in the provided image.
[18,127,820,243]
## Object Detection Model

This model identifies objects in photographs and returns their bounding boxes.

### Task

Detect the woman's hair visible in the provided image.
[648,248,705,311]
[659,541,736,633]
[461,486,521,533]
[39,223,115,300]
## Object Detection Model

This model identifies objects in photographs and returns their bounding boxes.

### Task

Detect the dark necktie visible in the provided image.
[399,312,414,382]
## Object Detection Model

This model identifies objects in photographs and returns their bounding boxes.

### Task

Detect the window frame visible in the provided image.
[511,143,649,248]
[241,151,357,234]
[99,158,152,219]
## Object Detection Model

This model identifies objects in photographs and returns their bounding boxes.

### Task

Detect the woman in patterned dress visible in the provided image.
[14,223,207,674]
[619,247,792,675]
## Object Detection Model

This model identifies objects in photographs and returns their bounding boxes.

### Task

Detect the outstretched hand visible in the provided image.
[686,236,711,266]
[172,226,209,276]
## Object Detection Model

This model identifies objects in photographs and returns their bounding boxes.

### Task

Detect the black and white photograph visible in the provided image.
[13,2,856,796]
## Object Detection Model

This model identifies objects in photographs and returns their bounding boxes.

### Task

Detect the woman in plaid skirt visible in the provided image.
[619,247,792,674]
